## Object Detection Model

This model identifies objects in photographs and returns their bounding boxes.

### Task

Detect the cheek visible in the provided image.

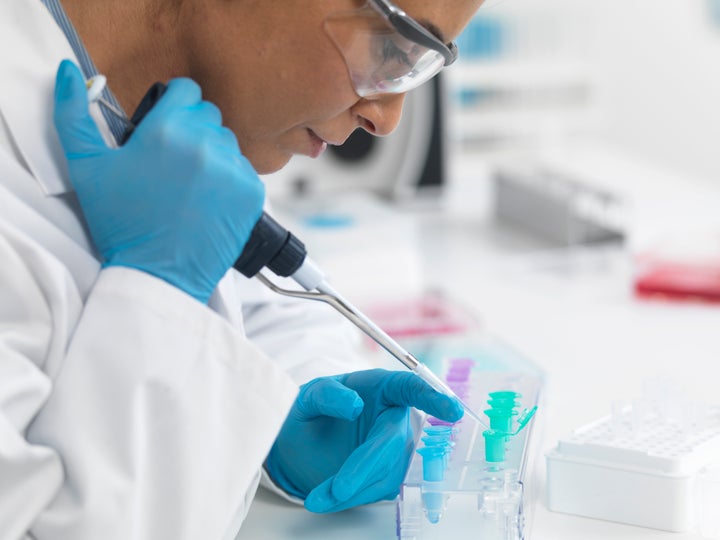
[190,22,358,167]
[278,44,359,121]
[242,64,356,139]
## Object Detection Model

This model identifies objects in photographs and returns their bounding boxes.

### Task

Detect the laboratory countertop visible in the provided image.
[238,146,720,540]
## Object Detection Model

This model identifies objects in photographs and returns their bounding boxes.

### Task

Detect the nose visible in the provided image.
[352,93,406,137]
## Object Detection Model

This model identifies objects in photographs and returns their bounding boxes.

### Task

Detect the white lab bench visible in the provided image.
[237,145,720,540]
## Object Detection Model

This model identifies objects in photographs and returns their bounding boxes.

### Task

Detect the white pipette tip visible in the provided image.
[413,362,489,429]
[460,400,490,427]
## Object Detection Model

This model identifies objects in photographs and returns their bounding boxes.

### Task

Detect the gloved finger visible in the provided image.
[184,128,239,165]
[331,406,411,501]
[380,371,463,423]
[191,100,223,127]
[293,377,364,422]
[144,77,202,122]
[217,124,241,151]
[305,476,391,514]
[53,59,109,158]
[201,123,241,154]
[211,150,263,194]
[142,88,236,152]
[305,407,411,512]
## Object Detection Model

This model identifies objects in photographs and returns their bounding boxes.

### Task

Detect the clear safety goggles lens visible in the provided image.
[324,2,452,98]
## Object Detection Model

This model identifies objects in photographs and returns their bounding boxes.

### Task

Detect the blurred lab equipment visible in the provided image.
[546,379,720,536]
[634,233,720,304]
[446,2,598,158]
[635,259,720,304]
[363,291,480,340]
[709,0,720,26]
[493,162,626,247]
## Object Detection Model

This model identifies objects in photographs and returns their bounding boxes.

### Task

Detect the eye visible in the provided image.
[381,38,411,66]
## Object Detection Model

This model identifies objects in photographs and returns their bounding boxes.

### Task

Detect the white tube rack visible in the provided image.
[397,368,542,540]
[546,382,720,536]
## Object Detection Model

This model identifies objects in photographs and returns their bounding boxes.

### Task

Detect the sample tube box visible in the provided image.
[397,362,542,540]
[546,380,720,537]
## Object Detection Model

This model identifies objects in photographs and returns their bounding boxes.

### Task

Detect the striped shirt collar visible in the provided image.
[39,0,127,143]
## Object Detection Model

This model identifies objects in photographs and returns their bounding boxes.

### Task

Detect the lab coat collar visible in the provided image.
[0,0,114,196]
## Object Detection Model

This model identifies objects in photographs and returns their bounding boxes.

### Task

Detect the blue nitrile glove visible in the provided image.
[53,60,265,303]
[265,368,464,513]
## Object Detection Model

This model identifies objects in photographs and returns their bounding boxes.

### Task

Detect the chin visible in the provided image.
[247,150,293,175]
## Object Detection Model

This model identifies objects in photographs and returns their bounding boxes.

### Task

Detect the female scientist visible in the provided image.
[0,0,482,538]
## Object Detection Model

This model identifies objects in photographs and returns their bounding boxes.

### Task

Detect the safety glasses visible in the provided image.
[324,0,458,97]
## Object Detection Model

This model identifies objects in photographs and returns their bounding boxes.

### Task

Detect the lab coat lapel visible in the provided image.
[0,0,113,197]
[0,0,108,297]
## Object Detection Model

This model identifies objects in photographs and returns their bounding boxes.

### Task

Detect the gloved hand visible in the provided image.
[53,60,265,303]
[266,368,464,513]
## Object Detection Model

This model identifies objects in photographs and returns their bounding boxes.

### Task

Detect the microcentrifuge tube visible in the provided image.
[483,430,507,463]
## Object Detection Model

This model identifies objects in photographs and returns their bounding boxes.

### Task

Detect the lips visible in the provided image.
[306,129,328,158]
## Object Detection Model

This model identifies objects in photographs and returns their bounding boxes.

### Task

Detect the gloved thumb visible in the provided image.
[293,377,364,422]
[53,59,109,158]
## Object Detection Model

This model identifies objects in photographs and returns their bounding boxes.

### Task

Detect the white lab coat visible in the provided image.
[0,1,366,539]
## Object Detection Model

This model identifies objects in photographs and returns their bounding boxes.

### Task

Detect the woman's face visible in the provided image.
[179,0,483,174]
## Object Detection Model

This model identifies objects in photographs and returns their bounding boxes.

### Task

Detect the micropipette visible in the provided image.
[255,271,489,427]
[87,77,488,426]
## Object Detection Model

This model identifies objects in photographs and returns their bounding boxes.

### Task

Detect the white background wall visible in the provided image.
[587,0,720,183]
